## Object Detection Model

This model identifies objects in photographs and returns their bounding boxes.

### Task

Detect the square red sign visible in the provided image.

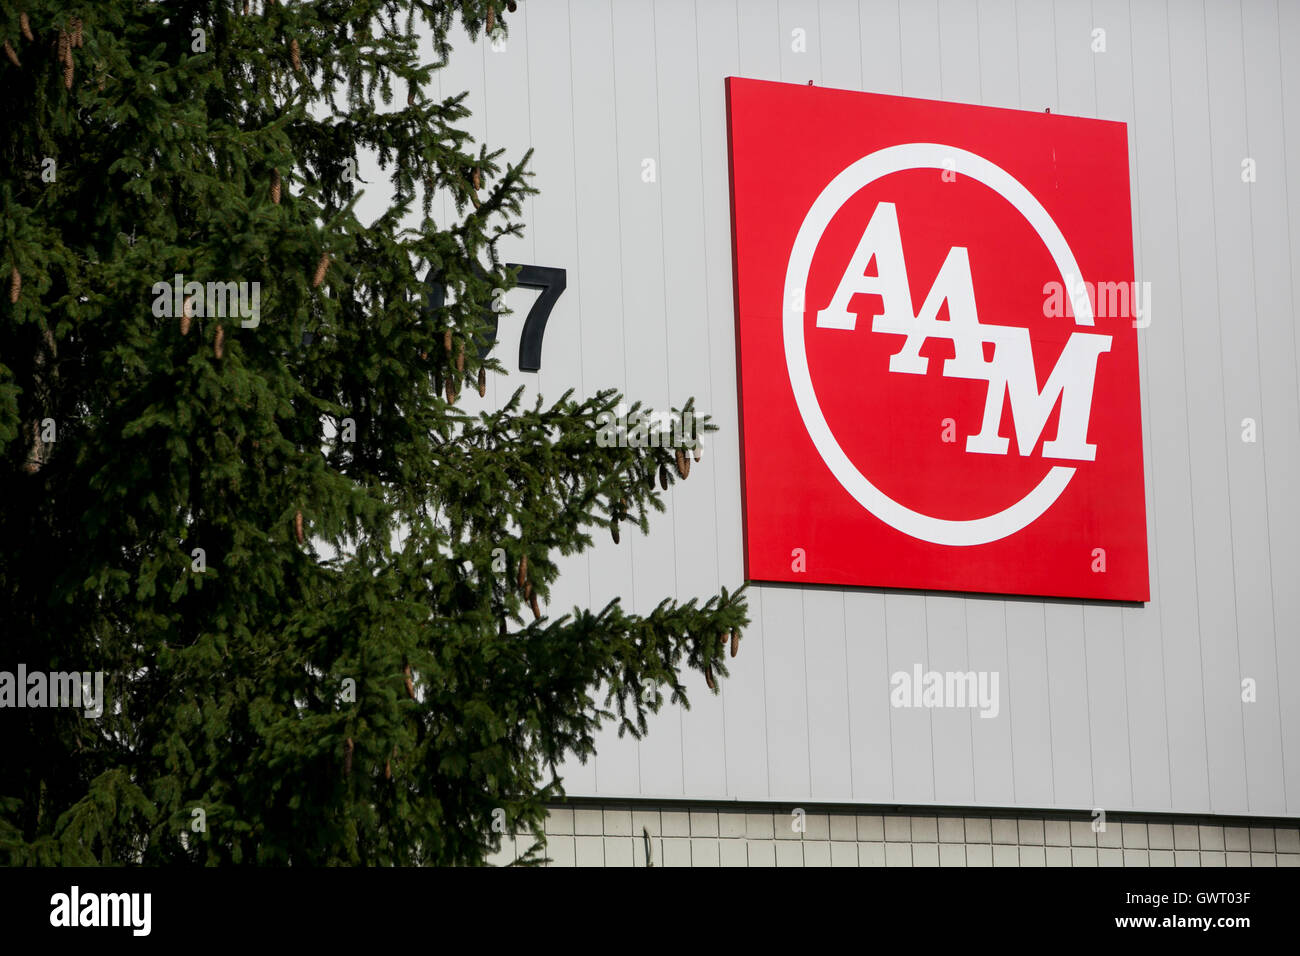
[726,77,1148,601]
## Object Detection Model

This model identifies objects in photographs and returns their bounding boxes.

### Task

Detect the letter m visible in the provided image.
[965,329,1112,461]
[205,281,240,318]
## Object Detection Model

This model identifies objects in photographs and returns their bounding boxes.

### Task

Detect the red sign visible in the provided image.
[726,77,1148,601]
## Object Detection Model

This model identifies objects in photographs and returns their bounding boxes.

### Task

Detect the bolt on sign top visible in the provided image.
[726,77,1148,601]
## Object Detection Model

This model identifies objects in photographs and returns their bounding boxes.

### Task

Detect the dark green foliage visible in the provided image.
[0,1,746,865]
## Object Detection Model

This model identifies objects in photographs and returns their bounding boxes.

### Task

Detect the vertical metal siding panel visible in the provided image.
[779,0,821,84]
[886,594,935,803]
[697,0,767,801]
[1057,0,1135,813]
[1015,0,1057,112]
[844,592,895,801]
[938,0,983,106]
[1166,1,1249,814]
[804,590,853,800]
[966,598,1016,805]
[927,595,977,805]
[1128,0,1210,811]
[1254,0,1300,816]
[1203,0,1285,815]
[979,0,1020,108]
[818,0,863,90]
[1095,0,1173,813]
[976,0,1055,809]
[859,0,904,95]
[653,0,723,799]
[1005,601,1055,806]
[899,0,943,101]
[567,0,638,795]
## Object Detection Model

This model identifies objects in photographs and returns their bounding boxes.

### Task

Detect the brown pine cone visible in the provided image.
[214,323,224,359]
[610,520,619,545]
[63,58,73,89]
[443,328,453,352]
[403,664,414,699]
[718,632,726,647]
[507,0,518,12]
[270,169,281,204]
[477,366,487,397]
[290,37,301,72]
[407,87,415,106]
[517,553,528,588]
[730,630,740,658]
[344,737,354,776]
[8,267,19,303]
[472,167,481,191]
[384,759,392,780]
[456,345,465,372]
[445,377,457,403]
[676,447,689,479]
[486,5,495,33]
[658,463,669,490]
[294,510,304,543]
[4,41,20,68]
[312,252,330,288]
[70,18,83,48]
[529,591,541,620]
[20,13,34,42]
[705,664,715,691]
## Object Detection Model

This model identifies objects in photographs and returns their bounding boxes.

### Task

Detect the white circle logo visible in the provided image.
[783,143,1094,547]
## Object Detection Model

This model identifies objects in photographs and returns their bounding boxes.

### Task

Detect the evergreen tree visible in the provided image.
[0,1,747,865]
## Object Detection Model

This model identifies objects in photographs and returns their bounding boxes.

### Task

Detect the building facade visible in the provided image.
[382,0,1300,865]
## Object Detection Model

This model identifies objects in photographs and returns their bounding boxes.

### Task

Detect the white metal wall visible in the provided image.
[389,1,1300,818]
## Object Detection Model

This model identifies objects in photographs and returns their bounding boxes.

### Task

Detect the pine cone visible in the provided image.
[705,664,715,691]
[57,30,68,63]
[718,632,726,647]
[472,167,481,191]
[294,510,304,543]
[384,759,392,780]
[20,13,33,43]
[730,629,740,658]
[456,345,465,372]
[444,328,453,352]
[312,252,330,288]
[477,366,486,397]
[8,266,19,304]
[445,376,457,403]
[4,41,19,68]
[529,591,541,620]
[270,169,281,204]
[517,553,528,588]
[486,5,495,33]
[404,664,414,699]
[180,306,191,336]
[214,323,224,359]
[70,18,83,48]
[407,86,415,106]
[344,737,354,777]
[658,462,669,490]
[610,519,619,545]
[63,58,73,89]
[676,447,689,479]
[507,0,518,12]
[290,37,301,72]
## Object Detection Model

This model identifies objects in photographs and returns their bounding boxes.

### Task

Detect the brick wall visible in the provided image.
[487,802,1300,867]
